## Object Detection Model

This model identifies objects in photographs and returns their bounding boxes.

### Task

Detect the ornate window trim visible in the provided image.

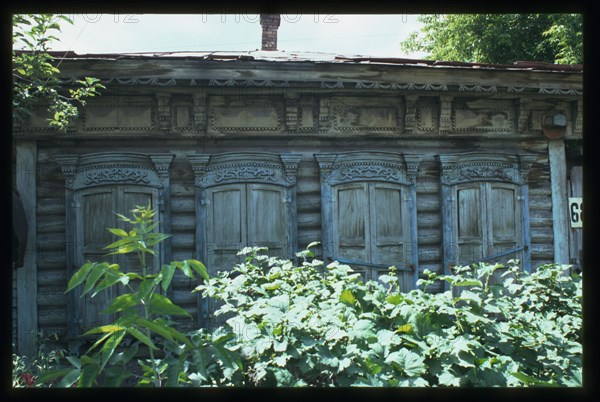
[188,152,301,189]
[54,152,174,350]
[187,152,302,327]
[438,152,536,277]
[315,151,422,289]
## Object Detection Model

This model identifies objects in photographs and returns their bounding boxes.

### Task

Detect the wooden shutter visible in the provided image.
[333,182,410,284]
[204,183,289,328]
[489,184,520,257]
[371,184,404,265]
[247,184,287,258]
[454,182,522,286]
[334,183,370,280]
[206,184,246,276]
[370,183,411,289]
[78,188,117,330]
[77,185,157,332]
[456,185,484,265]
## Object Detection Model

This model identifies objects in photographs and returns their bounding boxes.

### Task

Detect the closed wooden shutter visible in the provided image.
[79,188,117,330]
[489,184,520,258]
[372,184,404,265]
[76,185,157,332]
[333,182,410,287]
[456,185,484,265]
[454,182,521,283]
[204,183,289,328]
[247,183,287,258]
[206,184,246,276]
[335,183,370,266]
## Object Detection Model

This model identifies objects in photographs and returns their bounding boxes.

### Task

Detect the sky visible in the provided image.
[44,14,427,58]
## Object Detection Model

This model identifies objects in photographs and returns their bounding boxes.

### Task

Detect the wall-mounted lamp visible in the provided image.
[542,111,567,139]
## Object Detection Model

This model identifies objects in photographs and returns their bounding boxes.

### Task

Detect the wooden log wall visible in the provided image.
[32,137,557,341]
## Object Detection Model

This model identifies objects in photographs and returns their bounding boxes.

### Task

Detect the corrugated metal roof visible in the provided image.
[41,50,583,73]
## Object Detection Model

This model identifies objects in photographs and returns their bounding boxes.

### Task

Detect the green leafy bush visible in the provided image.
[196,245,582,387]
[36,205,582,387]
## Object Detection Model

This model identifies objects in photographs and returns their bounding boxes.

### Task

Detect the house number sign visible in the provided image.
[569,197,583,228]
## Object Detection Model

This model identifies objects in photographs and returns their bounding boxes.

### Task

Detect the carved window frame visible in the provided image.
[188,152,302,327]
[54,152,174,347]
[438,152,536,277]
[315,151,422,289]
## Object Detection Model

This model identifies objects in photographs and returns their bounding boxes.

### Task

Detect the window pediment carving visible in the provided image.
[188,152,302,188]
[315,151,422,186]
[54,152,173,190]
[438,153,536,186]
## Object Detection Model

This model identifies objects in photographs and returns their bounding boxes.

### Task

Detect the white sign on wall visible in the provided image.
[569,197,583,228]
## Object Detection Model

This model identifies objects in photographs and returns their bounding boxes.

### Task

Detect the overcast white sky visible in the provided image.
[44,14,427,58]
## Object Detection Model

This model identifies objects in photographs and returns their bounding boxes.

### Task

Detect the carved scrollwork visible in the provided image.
[188,153,302,188]
[338,165,401,182]
[83,168,151,186]
[214,165,278,184]
[54,153,170,190]
[315,152,421,186]
[439,153,535,185]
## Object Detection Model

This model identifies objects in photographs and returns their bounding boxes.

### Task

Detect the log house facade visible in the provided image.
[12,49,583,355]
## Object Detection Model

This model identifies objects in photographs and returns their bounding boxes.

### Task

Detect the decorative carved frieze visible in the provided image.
[208,96,284,134]
[315,152,421,186]
[438,153,535,186]
[214,164,279,183]
[54,152,172,190]
[439,96,453,134]
[416,97,438,132]
[403,95,419,134]
[60,77,581,96]
[320,97,403,135]
[82,96,155,132]
[156,94,171,132]
[83,168,151,186]
[452,99,514,132]
[188,153,302,188]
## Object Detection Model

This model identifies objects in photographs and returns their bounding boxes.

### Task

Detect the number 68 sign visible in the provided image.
[569,197,583,228]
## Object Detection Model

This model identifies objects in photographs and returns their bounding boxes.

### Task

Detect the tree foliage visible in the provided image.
[12,14,105,131]
[400,14,583,65]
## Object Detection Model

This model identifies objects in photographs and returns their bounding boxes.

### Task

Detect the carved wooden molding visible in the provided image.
[451,99,515,132]
[438,153,536,186]
[416,97,438,132]
[320,97,403,135]
[60,77,581,96]
[315,151,421,186]
[208,96,284,133]
[188,152,302,188]
[54,152,174,190]
[82,97,156,132]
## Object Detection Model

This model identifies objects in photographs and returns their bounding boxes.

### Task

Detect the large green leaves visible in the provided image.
[385,349,427,377]
[51,204,199,388]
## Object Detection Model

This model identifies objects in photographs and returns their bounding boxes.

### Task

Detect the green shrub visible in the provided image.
[195,245,582,387]
[36,204,582,387]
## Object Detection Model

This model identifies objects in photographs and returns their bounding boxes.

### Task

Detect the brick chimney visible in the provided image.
[260,14,281,51]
